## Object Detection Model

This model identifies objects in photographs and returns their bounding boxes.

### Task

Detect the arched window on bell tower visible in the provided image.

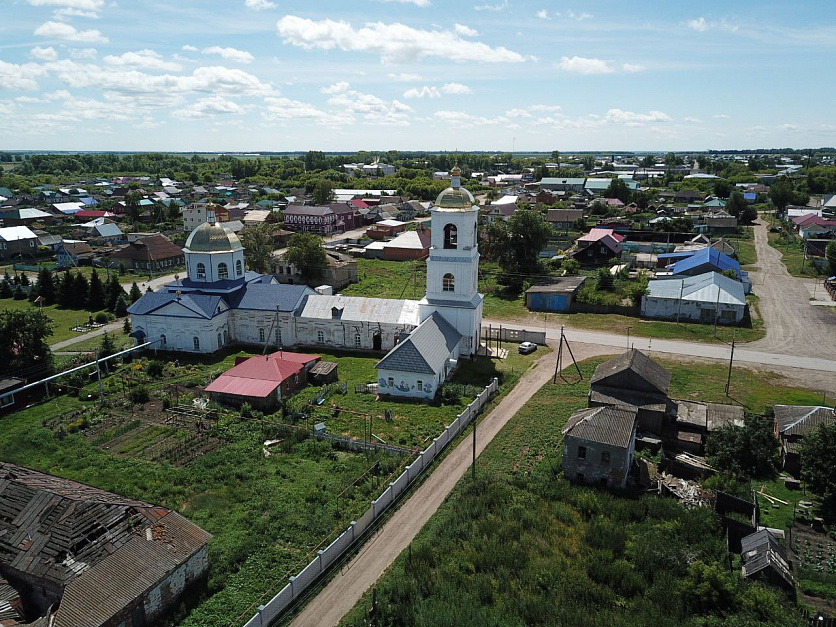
[442,273,455,292]
[443,224,458,249]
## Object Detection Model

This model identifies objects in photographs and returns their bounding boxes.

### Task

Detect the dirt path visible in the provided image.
[289,343,612,627]
[747,219,836,356]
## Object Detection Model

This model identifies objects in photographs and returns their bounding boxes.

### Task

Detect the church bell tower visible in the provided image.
[419,165,483,354]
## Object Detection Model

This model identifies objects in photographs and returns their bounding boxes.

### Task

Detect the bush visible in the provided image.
[596,267,615,291]
[240,402,253,418]
[94,312,109,323]
[128,385,150,404]
[440,386,461,406]
[147,360,165,378]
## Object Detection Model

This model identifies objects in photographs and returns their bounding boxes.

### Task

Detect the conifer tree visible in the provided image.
[129,281,142,303]
[58,270,75,307]
[114,294,129,317]
[35,268,56,305]
[87,269,106,311]
[72,272,88,309]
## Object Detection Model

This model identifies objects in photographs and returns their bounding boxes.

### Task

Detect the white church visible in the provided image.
[128,166,483,399]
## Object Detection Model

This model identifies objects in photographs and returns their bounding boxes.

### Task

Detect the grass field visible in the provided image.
[0,297,116,344]
[735,227,758,267]
[0,357,411,627]
[339,357,813,627]
[768,232,831,278]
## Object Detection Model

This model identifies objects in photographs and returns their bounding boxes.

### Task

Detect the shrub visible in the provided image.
[595,267,615,291]
[147,360,165,378]
[440,386,461,406]
[240,402,253,418]
[128,385,149,404]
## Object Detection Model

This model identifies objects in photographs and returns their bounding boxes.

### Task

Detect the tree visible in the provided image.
[713,180,731,199]
[114,293,129,317]
[35,268,56,305]
[72,272,88,309]
[768,177,795,212]
[239,223,274,274]
[605,178,631,203]
[58,270,74,307]
[123,317,132,334]
[802,421,836,516]
[595,266,614,291]
[99,331,116,359]
[725,191,746,218]
[705,414,778,478]
[0,308,54,375]
[86,268,105,311]
[740,205,758,224]
[0,280,12,299]
[826,240,836,275]
[129,281,142,303]
[105,274,125,311]
[284,232,328,282]
[312,179,335,205]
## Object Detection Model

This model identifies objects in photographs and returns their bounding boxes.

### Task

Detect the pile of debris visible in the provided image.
[658,472,714,508]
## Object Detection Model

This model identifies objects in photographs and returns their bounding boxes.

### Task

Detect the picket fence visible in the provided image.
[243,377,500,627]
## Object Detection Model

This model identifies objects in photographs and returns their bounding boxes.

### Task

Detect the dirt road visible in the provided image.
[289,343,612,627]
[747,219,836,356]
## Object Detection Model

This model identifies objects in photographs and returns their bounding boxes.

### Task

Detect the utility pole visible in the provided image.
[626,326,632,349]
[713,283,722,337]
[725,329,736,396]
[472,414,476,480]
[552,326,583,383]
[94,349,103,405]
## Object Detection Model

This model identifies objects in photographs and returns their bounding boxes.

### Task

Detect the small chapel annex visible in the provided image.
[128,166,483,399]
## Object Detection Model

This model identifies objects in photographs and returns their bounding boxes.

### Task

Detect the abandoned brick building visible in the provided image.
[0,463,211,627]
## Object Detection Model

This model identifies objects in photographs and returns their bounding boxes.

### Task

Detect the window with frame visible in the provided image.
[317,330,325,343]
[0,394,14,407]
[387,377,394,388]
[355,334,362,348]
[442,273,455,292]
[160,334,167,346]
[236,259,243,276]
[259,328,265,342]
[577,445,586,459]
[417,380,422,391]
[720,310,736,321]
[699,308,714,321]
[217,332,222,348]
[196,262,206,279]
[277,329,282,345]
[193,336,200,351]
[218,262,229,279]
[443,224,458,249]
[601,450,611,464]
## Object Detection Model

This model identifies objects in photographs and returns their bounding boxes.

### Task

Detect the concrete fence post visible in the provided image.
[256,605,265,627]
[317,549,324,572]
[288,576,297,598]
[350,520,357,542]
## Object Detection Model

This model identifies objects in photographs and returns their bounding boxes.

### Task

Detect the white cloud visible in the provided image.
[327,87,412,126]
[604,109,671,126]
[687,17,709,31]
[536,9,549,20]
[34,21,108,43]
[173,96,248,119]
[453,24,478,37]
[0,60,46,90]
[379,0,431,5]
[182,45,199,52]
[202,46,254,64]
[276,16,528,63]
[244,0,276,9]
[69,47,97,59]
[622,63,645,73]
[103,50,182,72]
[687,17,739,32]
[473,0,508,11]
[684,116,702,123]
[556,56,614,74]
[505,108,532,118]
[30,46,58,61]
[27,0,105,10]
[53,8,101,19]
[712,113,730,119]
[441,82,472,95]
[320,81,350,94]
[530,104,561,112]
[403,86,440,98]
[780,123,799,131]
[434,110,509,127]
[387,72,422,82]
[567,10,593,21]
[263,96,348,126]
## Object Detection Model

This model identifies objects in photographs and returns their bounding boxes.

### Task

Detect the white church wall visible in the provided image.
[132,312,231,353]
[377,369,440,399]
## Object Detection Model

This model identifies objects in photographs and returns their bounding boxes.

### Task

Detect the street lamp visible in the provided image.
[626,326,632,349]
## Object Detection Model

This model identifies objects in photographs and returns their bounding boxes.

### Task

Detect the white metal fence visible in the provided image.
[242,377,499,627]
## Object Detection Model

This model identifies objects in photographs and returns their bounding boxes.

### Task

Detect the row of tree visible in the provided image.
[28,268,131,315]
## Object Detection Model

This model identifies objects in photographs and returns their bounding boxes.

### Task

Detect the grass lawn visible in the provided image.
[735,227,758,267]
[339,357,809,627]
[0,297,117,344]
[54,330,133,354]
[768,232,831,278]
[0,356,411,627]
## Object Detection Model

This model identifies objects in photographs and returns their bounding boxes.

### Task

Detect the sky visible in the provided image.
[0,0,834,153]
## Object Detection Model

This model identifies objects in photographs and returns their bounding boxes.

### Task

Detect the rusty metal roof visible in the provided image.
[0,463,210,627]
[590,349,671,396]
[562,406,638,448]
[774,405,835,437]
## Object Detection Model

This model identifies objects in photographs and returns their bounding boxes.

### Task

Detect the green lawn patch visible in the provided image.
[0,298,115,344]
[339,358,808,627]
[768,232,830,278]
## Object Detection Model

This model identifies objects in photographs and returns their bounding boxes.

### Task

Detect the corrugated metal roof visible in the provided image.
[774,405,835,437]
[646,271,746,306]
[298,295,421,326]
[376,312,461,375]
[205,352,317,398]
[562,406,638,448]
[590,349,671,396]
[672,247,739,276]
[0,226,38,241]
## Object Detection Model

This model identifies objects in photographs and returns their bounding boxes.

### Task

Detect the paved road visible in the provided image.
[289,343,613,627]
[746,219,836,356]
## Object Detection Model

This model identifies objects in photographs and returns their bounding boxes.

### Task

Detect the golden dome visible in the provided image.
[185,222,243,253]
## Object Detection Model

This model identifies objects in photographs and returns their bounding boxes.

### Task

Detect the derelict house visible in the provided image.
[0,463,211,627]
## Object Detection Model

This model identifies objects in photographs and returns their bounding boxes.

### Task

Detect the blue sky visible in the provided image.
[1,0,834,152]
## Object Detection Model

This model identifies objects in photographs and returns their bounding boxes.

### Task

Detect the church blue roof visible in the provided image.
[230,283,315,312]
[127,292,225,319]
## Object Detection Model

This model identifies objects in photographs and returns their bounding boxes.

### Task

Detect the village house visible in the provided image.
[272,250,358,290]
[283,205,338,234]
[524,277,586,313]
[57,240,95,267]
[110,233,184,272]
[366,219,407,240]
[182,203,216,232]
[641,271,747,325]
[588,349,671,434]
[364,228,431,261]
[774,405,836,477]
[562,405,639,490]
[740,529,795,592]
[546,207,584,231]
[0,463,212,627]
[570,227,624,265]
[0,226,39,261]
[204,351,323,411]
[539,177,585,193]
[0,208,53,227]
